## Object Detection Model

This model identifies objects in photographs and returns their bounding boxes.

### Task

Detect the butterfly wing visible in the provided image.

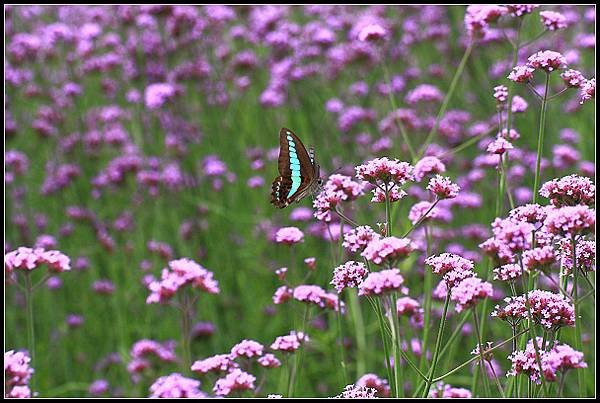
[271,128,316,208]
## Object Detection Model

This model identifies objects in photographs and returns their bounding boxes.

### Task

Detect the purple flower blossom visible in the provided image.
[149,373,205,398]
[362,237,415,265]
[274,226,304,245]
[331,261,369,293]
[450,277,493,312]
[358,269,404,296]
[427,175,460,199]
[540,11,568,31]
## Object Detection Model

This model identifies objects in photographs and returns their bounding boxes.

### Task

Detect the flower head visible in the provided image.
[527,50,567,73]
[361,237,415,265]
[331,261,369,293]
[358,269,404,296]
[149,373,205,398]
[450,277,493,312]
[427,175,460,199]
[275,227,304,245]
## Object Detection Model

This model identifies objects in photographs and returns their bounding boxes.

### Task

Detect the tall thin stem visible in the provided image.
[421,292,451,397]
[389,293,404,397]
[571,235,585,397]
[532,73,551,204]
[24,272,36,391]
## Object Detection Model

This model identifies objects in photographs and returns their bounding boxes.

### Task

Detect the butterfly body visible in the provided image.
[271,128,322,209]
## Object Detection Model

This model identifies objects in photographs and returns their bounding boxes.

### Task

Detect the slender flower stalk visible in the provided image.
[571,235,585,397]
[532,73,551,204]
[389,292,404,397]
[421,291,451,397]
[24,272,36,390]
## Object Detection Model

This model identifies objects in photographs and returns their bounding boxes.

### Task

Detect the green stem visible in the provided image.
[24,272,36,391]
[531,73,551,205]
[179,292,192,373]
[433,327,529,383]
[402,198,440,238]
[289,305,309,397]
[336,293,349,386]
[348,291,366,379]
[416,41,474,161]
[571,235,585,397]
[389,293,404,397]
[374,298,395,393]
[421,292,451,397]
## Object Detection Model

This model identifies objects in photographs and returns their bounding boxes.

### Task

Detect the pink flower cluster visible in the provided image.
[522,246,556,271]
[270,331,309,353]
[450,277,493,313]
[358,269,404,296]
[561,69,586,88]
[274,226,304,245]
[355,157,413,186]
[146,258,220,304]
[493,290,575,330]
[5,246,71,273]
[493,85,508,103]
[361,237,415,265]
[356,373,391,397]
[396,296,424,328]
[424,253,475,286]
[148,373,205,398]
[539,11,568,31]
[334,384,377,399]
[127,339,177,378]
[579,78,595,104]
[559,239,596,275]
[527,290,575,329]
[413,156,446,182]
[508,338,586,384]
[230,339,264,359]
[5,350,34,398]
[527,50,568,73]
[492,263,523,282]
[464,5,507,38]
[313,174,365,222]
[427,175,460,199]
[191,353,237,375]
[543,205,595,236]
[213,368,256,396]
[292,285,344,311]
[429,381,472,398]
[486,137,514,154]
[331,261,369,293]
[539,174,595,207]
[342,226,381,253]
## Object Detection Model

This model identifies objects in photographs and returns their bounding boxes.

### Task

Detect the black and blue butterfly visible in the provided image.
[270,128,323,209]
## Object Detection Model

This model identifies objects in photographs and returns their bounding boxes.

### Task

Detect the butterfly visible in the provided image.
[270,127,323,209]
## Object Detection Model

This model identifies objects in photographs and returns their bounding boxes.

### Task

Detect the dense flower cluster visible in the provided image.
[331,261,369,293]
[5,246,71,273]
[539,174,595,207]
[450,277,493,312]
[343,226,381,253]
[313,174,365,222]
[361,236,415,265]
[358,269,404,296]
[149,373,205,398]
[5,350,34,398]
[508,339,586,384]
[146,258,220,304]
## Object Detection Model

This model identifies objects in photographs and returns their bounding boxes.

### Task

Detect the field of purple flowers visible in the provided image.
[4,5,596,398]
